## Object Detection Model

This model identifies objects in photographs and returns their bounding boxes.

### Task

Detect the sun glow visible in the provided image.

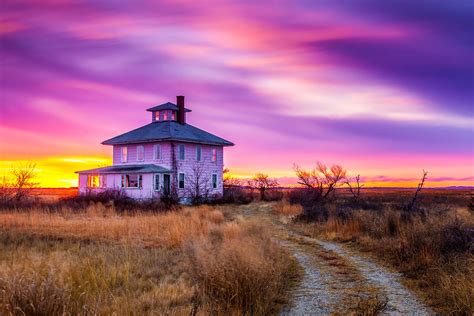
[0,156,111,188]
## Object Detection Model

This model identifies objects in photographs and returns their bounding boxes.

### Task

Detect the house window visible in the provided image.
[171,111,176,120]
[154,174,160,191]
[179,144,185,160]
[87,175,106,188]
[178,173,185,189]
[211,148,217,163]
[137,145,144,161]
[163,110,168,120]
[212,174,217,189]
[196,145,202,161]
[121,146,128,163]
[155,111,160,121]
[121,174,142,188]
[154,144,161,160]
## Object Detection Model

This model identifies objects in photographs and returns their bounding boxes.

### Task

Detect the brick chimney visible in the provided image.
[177,95,186,124]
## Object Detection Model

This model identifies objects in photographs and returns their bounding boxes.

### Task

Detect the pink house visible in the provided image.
[76,96,234,202]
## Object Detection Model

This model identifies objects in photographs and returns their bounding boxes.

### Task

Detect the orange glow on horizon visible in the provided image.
[0,159,471,189]
[0,156,111,188]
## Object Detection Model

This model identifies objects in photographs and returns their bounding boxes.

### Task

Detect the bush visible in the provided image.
[262,189,284,202]
[185,221,298,315]
[54,190,175,213]
[217,187,254,205]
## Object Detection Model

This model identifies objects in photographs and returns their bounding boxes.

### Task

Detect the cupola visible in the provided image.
[146,96,191,124]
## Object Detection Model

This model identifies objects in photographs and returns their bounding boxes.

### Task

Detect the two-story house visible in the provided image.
[76,96,234,201]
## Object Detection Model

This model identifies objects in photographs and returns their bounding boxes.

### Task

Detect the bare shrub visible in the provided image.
[294,162,346,200]
[293,162,346,220]
[248,173,279,201]
[344,174,364,202]
[186,164,212,205]
[0,163,38,206]
[404,170,428,213]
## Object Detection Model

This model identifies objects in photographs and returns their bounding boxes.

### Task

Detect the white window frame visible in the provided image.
[121,174,143,189]
[121,146,128,163]
[212,173,217,189]
[211,148,217,163]
[137,145,145,162]
[87,175,106,188]
[196,145,202,161]
[178,172,185,189]
[154,144,161,160]
[154,174,160,191]
[179,144,185,160]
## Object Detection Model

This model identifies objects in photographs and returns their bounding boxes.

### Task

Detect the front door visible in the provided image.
[163,174,171,196]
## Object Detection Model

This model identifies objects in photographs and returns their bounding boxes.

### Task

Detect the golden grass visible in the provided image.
[272,200,303,217]
[299,205,474,314]
[186,219,298,315]
[0,203,297,315]
[0,204,223,249]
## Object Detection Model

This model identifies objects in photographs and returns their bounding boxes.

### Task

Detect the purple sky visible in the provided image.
[0,0,473,187]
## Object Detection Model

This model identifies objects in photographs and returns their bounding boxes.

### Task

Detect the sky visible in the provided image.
[0,0,473,188]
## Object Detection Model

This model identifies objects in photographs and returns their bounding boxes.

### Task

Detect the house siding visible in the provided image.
[81,141,224,200]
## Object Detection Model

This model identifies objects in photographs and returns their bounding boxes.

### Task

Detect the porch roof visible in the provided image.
[76,164,171,174]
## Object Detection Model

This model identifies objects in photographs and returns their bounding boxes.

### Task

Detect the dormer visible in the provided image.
[146,96,192,124]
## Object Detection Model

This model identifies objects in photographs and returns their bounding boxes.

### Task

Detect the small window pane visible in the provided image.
[88,175,101,188]
[211,148,217,162]
[212,174,217,189]
[154,144,161,160]
[155,111,160,121]
[125,174,142,188]
[154,174,160,191]
[137,145,144,161]
[121,146,128,163]
[179,144,185,160]
[179,173,185,189]
[196,145,202,161]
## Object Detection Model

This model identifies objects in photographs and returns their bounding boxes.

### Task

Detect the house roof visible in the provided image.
[102,121,234,146]
[146,102,191,112]
[76,164,171,174]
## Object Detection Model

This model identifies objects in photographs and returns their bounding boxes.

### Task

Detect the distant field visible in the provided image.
[31,188,78,201]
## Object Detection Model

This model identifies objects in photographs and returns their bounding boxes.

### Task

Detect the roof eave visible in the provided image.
[102,138,234,147]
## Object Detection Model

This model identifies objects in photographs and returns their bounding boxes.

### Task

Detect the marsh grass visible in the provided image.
[0,203,296,315]
[293,196,474,314]
[186,219,299,315]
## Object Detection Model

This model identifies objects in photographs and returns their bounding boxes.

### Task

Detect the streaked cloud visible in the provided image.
[0,0,472,187]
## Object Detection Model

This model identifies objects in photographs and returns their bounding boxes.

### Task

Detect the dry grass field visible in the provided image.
[0,188,472,315]
[276,188,474,315]
[0,203,297,315]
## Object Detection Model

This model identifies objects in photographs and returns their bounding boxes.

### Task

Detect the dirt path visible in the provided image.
[238,203,432,315]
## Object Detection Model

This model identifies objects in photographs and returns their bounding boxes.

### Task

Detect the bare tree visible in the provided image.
[405,170,428,212]
[294,162,346,200]
[0,163,38,203]
[248,173,279,200]
[186,164,211,205]
[344,174,364,201]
